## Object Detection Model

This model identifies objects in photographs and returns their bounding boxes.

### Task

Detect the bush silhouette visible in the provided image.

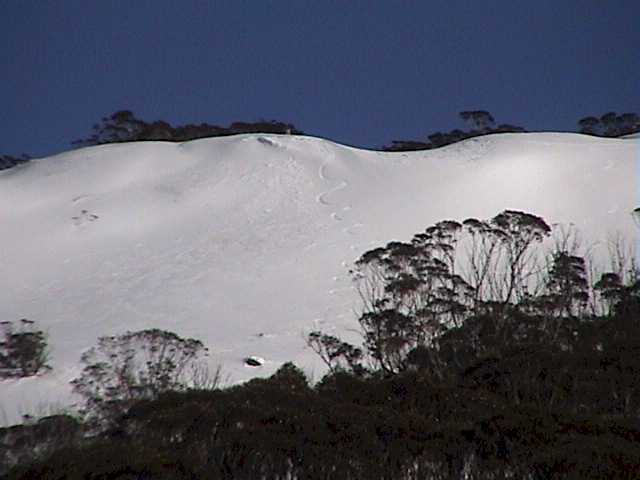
[0,319,50,378]
[0,154,30,171]
[578,111,640,137]
[8,213,640,478]
[382,110,526,151]
[73,110,304,146]
[71,328,208,425]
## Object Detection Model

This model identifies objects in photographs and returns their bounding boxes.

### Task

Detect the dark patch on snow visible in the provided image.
[72,210,99,225]
[244,356,264,367]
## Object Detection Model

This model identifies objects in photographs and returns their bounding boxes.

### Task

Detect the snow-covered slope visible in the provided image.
[0,133,637,424]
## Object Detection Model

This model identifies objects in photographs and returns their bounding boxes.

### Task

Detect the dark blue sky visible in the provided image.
[2,1,639,157]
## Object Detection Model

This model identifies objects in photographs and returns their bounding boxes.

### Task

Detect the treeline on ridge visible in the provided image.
[4,211,640,479]
[382,110,526,151]
[2,109,639,171]
[382,110,640,151]
[72,110,304,147]
[0,154,30,170]
[71,108,640,152]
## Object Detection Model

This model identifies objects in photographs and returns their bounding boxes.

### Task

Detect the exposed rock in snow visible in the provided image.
[245,356,265,367]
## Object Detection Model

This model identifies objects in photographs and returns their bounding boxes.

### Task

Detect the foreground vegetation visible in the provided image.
[2,211,639,479]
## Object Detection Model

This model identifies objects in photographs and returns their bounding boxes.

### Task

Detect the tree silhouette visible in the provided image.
[578,111,640,137]
[73,110,304,146]
[0,319,50,378]
[383,110,526,151]
[71,328,208,424]
[0,154,30,171]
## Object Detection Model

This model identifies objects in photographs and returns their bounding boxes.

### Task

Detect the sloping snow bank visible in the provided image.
[0,133,637,424]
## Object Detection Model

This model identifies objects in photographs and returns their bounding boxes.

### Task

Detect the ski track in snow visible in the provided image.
[315,143,367,308]
[316,144,364,246]
[316,165,348,209]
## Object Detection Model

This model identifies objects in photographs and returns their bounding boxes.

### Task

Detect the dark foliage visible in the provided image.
[382,140,432,152]
[578,112,640,137]
[382,110,526,151]
[73,110,304,146]
[7,214,640,478]
[70,328,208,426]
[0,154,30,171]
[0,415,81,475]
[6,440,196,480]
[317,210,551,375]
[0,319,50,378]
[10,310,640,479]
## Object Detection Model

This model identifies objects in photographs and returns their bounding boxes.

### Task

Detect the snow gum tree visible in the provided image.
[309,210,552,376]
[71,328,208,424]
[0,319,50,378]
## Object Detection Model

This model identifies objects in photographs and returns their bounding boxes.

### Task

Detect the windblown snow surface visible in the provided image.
[0,133,637,424]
